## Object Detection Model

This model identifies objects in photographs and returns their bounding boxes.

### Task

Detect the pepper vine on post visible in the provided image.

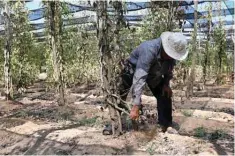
[96,1,126,135]
[3,1,13,100]
[46,0,65,106]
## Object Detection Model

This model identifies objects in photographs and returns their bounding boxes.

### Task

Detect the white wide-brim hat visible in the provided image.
[160,31,188,61]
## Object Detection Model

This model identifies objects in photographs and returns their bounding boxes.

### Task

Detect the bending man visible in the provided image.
[119,32,188,132]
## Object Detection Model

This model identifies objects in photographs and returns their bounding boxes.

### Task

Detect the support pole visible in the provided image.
[3,1,13,100]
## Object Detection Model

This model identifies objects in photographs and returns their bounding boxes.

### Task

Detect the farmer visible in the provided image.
[119,31,188,132]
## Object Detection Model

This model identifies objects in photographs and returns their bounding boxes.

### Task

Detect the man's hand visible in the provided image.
[163,85,172,98]
[130,105,140,120]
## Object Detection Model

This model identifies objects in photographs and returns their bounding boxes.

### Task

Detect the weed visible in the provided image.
[182,110,193,117]
[57,107,74,121]
[13,106,75,121]
[15,110,28,118]
[194,127,228,141]
[194,127,207,138]
[146,142,157,155]
[208,130,226,140]
[79,116,98,126]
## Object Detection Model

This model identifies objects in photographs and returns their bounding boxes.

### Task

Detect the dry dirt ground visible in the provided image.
[0,82,234,155]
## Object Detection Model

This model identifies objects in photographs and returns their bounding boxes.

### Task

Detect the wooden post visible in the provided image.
[217,1,225,76]
[3,1,13,100]
[203,2,212,83]
[186,0,198,98]
[96,1,123,135]
[167,0,175,31]
[47,1,65,106]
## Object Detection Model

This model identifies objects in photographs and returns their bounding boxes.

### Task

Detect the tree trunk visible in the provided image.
[218,40,223,74]
[112,1,124,61]
[96,1,123,135]
[48,1,65,106]
[186,0,198,98]
[3,1,13,100]
[203,2,212,83]
[167,0,175,31]
[217,1,224,76]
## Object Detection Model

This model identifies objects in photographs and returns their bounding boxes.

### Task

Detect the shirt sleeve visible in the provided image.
[131,51,155,105]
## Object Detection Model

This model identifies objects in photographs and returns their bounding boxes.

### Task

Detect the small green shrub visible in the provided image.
[208,130,226,140]
[79,116,98,126]
[194,127,207,138]
[146,142,157,155]
[182,110,193,117]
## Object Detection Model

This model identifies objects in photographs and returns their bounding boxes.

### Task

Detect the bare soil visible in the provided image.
[0,82,234,155]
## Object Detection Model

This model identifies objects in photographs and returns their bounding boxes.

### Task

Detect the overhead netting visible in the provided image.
[0,0,234,44]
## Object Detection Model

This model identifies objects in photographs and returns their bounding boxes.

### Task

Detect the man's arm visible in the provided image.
[131,52,155,105]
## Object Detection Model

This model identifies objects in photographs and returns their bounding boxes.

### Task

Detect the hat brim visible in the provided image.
[160,32,188,61]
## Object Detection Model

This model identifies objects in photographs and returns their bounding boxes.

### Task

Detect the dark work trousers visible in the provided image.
[118,61,172,127]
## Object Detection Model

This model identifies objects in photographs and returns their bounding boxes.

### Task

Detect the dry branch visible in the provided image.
[110,94,131,111]
[77,92,92,101]
[106,99,130,115]
[103,88,131,111]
